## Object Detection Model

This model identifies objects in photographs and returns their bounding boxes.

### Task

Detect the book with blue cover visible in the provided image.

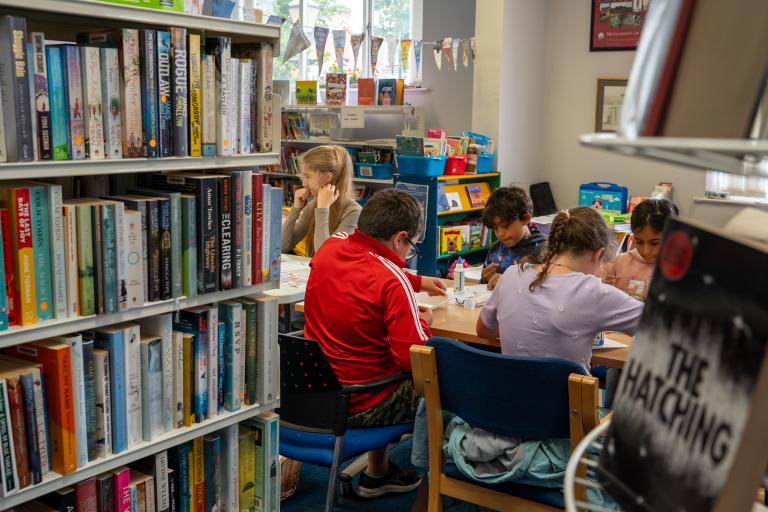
[269,187,282,282]
[261,183,271,282]
[140,30,159,158]
[45,46,69,161]
[62,45,86,160]
[94,326,127,453]
[26,183,54,321]
[218,302,242,412]
[19,371,42,482]
[140,335,163,441]
[101,202,118,314]
[156,31,172,158]
[171,28,189,157]
[173,307,209,422]
[203,434,221,512]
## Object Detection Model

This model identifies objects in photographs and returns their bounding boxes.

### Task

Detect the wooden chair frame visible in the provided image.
[411,344,600,512]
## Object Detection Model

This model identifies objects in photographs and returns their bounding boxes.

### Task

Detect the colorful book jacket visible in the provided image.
[63,45,86,160]
[100,47,123,159]
[181,195,197,298]
[94,327,127,453]
[0,378,20,495]
[230,172,243,288]
[203,434,221,512]
[217,321,224,414]
[140,30,159,158]
[0,16,34,162]
[173,307,209,422]
[72,201,95,316]
[260,183,270,282]
[157,30,173,158]
[357,77,375,106]
[255,44,273,152]
[45,46,69,161]
[24,184,53,321]
[0,187,37,325]
[3,372,29,489]
[241,170,253,287]
[236,298,257,405]
[200,49,216,156]
[80,46,106,159]
[219,301,243,411]
[101,202,118,313]
[30,32,52,160]
[121,29,144,158]
[46,184,67,320]
[81,335,98,461]
[238,60,251,155]
[0,213,7,330]
[113,466,132,512]
[325,73,347,106]
[192,437,204,512]
[269,187,282,282]
[238,428,255,511]
[207,306,219,419]
[189,34,202,157]
[171,28,189,157]
[208,37,233,156]
[0,209,15,326]
[252,174,263,285]
[54,334,87,468]
[219,176,233,290]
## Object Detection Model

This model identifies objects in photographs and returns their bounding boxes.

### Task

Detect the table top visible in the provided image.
[264,254,311,304]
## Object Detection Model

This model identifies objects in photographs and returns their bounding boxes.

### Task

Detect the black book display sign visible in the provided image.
[599,217,768,512]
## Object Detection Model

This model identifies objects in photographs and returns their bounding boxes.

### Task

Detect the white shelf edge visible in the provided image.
[0,154,280,180]
[0,281,278,350]
[0,400,279,512]
[352,177,393,185]
[281,138,396,148]
[0,0,280,41]
[282,105,416,112]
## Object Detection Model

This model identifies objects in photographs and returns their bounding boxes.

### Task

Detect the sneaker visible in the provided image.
[356,461,422,498]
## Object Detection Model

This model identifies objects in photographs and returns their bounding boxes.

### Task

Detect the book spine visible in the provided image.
[193,313,208,421]
[255,297,278,404]
[232,306,243,410]
[215,38,233,156]
[140,337,163,441]
[207,307,218,419]
[48,185,67,320]
[238,61,251,155]
[175,445,190,512]
[217,322,224,413]
[228,58,239,155]
[28,186,53,321]
[220,425,238,512]
[252,175,263,285]
[249,60,257,154]
[101,203,118,314]
[167,468,177,512]
[182,334,193,427]
[6,377,29,489]
[30,369,49,475]
[200,180,218,293]
[269,187,281,282]
[220,177,232,290]
[62,335,88,468]
[113,467,132,512]
[0,379,20,496]
[80,46,105,159]
[0,17,34,161]
[238,308,246,406]
[114,201,128,311]
[64,45,86,160]
[92,202,104,314]
[121,29,144,158]
[238,429,255,512]
[94,349,112,458]
[95,330,126,453]
[219,303,238,411]
[10,188,38,325]
[157,199,172,300]
[156,31,172,158]
[100,47,123,159]
[123,324,142,448]
[0,211,7,331]
[231,174,243,289]
[45,46,69,160]
[242,171,252,287]
[140,30,159,158]
[171,28,188,157]
[181,196,197,298]
[26,41,39,161]
[75,204,95,316]
[30,32,52,160]
[77,477,97,512]
[0,76,5,162]
[188,34,202,157]
[260,184,270,282]
[147,200,161,301]
[131,484,138,512]
[0,210,16,326]
[19,373,41,483]
[154,451,169,512]
[241,301,256,405]
[203,435,220,512]
[200,51,216,156]
[192,438,204,512]
[255,44,273,152]
[173,331,184,428]
[96,474,115,512]
[82,337,98,461]
[125,209,144,309]
[169,194,182,298]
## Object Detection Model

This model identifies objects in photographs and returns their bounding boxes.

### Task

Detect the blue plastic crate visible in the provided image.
[396,155,447,177]
[354,162,395,180]
[476,153,494,174]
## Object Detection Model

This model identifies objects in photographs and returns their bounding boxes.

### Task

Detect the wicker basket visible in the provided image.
[280,456,301,500]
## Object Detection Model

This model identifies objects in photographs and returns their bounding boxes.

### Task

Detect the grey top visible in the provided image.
[281,198,362,255]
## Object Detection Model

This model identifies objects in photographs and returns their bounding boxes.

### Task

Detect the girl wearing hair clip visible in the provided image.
[476,206,644,373]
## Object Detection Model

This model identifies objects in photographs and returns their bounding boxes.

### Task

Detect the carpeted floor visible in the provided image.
[280,439,480,512]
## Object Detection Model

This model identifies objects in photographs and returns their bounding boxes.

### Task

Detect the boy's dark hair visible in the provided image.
[630,198,679,233]
[482,186,534,228]
[358,189,423,240]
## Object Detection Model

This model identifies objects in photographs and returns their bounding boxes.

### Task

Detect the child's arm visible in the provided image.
[601,258,619,287]
[281,204,309,253]
[476,316,500,339]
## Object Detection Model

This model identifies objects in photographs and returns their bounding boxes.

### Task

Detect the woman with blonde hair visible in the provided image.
[281,145,361,256]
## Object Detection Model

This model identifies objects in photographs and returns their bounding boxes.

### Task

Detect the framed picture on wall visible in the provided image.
[590,0,649,51]
[595,78,628,133]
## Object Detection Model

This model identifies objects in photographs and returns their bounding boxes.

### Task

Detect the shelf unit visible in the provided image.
[438,206,485,216]
[0,2,283,508]
[435,245,491,261]
[281,138,397,148]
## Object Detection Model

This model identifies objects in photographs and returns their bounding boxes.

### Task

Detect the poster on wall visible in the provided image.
[590,0,649,51]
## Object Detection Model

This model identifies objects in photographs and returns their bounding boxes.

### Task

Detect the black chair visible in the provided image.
[530,181,558,216]
[277,331,415,512]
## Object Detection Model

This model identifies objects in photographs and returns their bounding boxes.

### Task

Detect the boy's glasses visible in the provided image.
[405,236,420,260]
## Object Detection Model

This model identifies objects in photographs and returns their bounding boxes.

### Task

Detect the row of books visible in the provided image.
[396,130,495,158]
[0,301,278,485]
[0,171,282,329]
[0,16,274,163]
[439,221,491,255]
[98,0,266,22]
[290,77,406,106]
[4,415,278,511]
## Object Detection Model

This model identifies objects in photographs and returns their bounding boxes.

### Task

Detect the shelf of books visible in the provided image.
[438,172,500,182]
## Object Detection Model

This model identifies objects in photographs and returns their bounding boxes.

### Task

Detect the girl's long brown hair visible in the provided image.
[520,206,614,291]
[300,145,355,256]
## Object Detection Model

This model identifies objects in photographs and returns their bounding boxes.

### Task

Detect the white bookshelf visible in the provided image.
[0,401,278,511]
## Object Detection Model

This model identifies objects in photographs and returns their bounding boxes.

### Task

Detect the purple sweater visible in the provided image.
[479,265,644,372]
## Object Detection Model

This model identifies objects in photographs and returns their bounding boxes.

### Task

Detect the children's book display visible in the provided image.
[396,129,495,174]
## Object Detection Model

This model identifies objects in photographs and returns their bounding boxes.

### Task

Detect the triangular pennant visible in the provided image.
[442,37,453,70]
[332,29,347,73]
[386,37,398,76]
[370,36,383,75]
[350,33,365,71]
[414,40,423,77]
[452,38,461,71]
[283,19,311,63]
[433,39,443,71]
[266,14,286,26]
[470,37,476,60]
[314,26,330,74]
[462,39,469,67]
[400,39,412,77]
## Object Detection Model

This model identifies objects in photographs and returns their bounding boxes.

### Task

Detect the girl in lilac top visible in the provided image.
[477,207,644,373]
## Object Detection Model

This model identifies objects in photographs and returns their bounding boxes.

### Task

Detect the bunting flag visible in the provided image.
[470,37,476,60]
[442,37,453,70]
[313,26,330,74]
[332,29,347,72]
[283,19,311,62]
[400,39,412,76]
[414,39,423,77]
[386,37,398,76]
[452,38,461,71]
[433,39,442,71]
[350,33,365,71]
[370,36,383,75]
[266,14,286,26]
[462,39,470,67]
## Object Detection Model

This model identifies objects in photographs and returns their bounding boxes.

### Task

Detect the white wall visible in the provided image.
[471,0,503,146]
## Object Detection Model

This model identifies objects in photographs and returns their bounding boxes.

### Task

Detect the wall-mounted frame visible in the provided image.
[595,78,628,133]
[590,0,648,51]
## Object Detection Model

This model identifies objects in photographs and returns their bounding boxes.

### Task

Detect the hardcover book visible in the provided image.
[156,31,172,158]
[46,184,68,320]
[53,333,88,468]
[0,16,34,162]
[80,46,106,159]
[96,473,115,512]
[357,78,375,106]
[24,183,53,321]
[325,73,347,106]
[189,34,202,157]
[93,348,112,458]
[30,32,52,160]
[140,30,159,158]
[94,326,127,453]
[81,335,98,461]
[140,335,164,441]
[125,209,145,309]
[207,37,233,156]
[45,46,69,161]
[295,80,317,105]
[100,47,123,159]
[201,50,217,156]
[376,78,396,106]
[137,314,174,434]
[171,28,189,157]
[238,60,251,155]
[63,45,86,160]
[0,186,37,325]
[120,29,144,158]
[255,44,273,152]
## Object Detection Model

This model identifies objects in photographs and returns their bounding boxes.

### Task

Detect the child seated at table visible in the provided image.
[480,186,547,290]
[602,198,679,300]
[476,206,644,372]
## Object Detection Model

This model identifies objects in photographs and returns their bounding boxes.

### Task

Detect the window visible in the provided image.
[256,0,419,84]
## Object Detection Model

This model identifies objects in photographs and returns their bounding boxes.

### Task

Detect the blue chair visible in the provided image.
[410,337,600,511]
[278,331,415,512]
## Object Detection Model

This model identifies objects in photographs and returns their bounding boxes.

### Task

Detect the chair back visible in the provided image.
[278,332,348,435]
[428,337,587,440]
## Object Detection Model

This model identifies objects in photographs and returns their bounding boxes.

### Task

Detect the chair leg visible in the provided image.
[325,436,344,512]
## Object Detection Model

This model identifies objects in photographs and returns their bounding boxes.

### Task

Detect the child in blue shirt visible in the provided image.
[481,186,547,289]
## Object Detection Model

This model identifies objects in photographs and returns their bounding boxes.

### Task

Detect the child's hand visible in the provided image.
[486,273,501,291]
[293,188,309,209]
[418,306,434,326]
[604,275,617,286]
[421,277,447,296]
[316,184,339,209]
[481,262,499,283]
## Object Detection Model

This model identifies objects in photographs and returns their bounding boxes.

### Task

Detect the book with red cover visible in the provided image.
[0,372,30,488]
[0,209,16,326]
[252,174,263,285]
[357,78,375,106]
[111,466,132,512]
[6,340,77,475]
[76,476,98,512]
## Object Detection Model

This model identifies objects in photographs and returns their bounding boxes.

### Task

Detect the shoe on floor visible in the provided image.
[356,461,422,498]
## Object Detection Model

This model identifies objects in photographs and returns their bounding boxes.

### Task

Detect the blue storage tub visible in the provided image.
[476,153,494,174]
[354,162,395,180]
[578,182,629,214]
[396,155,447,177]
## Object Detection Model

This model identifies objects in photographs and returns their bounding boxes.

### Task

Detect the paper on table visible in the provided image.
[593,337,628,350]
[280,255,311,274]
[465,265,483,282]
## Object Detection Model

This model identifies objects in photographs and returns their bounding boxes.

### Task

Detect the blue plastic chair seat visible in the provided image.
[443,463,564,509]
[280,423,413,467]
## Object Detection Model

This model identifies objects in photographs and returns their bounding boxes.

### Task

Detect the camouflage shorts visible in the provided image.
[347,379,420,427]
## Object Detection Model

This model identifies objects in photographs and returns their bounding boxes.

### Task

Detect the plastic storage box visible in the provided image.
[444,155,468,175]
[396,155,448,177]
[476,153,494,174]
[354,162,395,180]
[578,182,629,214]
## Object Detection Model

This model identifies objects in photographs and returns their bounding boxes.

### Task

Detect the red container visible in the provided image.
[443,155,468,175]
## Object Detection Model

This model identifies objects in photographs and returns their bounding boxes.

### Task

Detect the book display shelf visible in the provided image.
[0,2,283,510]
